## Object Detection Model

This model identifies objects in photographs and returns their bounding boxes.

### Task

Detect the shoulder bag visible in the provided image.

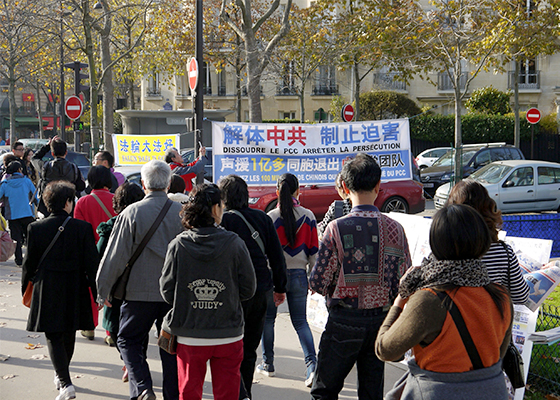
[500,241,526,389]
[91,192,113,219]
[228,209,266,255]
[22,216,71,307]
[110,199,173,301]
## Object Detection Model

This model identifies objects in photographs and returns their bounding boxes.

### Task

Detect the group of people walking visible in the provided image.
[14,139,530,400]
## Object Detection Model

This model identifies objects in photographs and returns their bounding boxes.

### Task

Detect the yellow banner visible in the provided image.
[112,134,179,166]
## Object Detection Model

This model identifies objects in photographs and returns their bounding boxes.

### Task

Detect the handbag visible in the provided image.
[22,216,71,308]
[157,328,177,355]
[110,199,173,301]
[500,240,526,388]
[0,230,17,262]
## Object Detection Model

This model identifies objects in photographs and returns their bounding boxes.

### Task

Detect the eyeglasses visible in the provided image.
[14,147,24,151]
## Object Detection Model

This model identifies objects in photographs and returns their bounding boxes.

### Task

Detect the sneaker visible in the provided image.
[138,388,156,400]
[53,373,62,390]
[305,363,316,388]
[256,361,275,377]
[81,330,95,340]
[104,335,116,347]
[56,385,76,400]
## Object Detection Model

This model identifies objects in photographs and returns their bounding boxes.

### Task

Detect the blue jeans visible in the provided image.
[262,269,316,368]
[310,306,387,400]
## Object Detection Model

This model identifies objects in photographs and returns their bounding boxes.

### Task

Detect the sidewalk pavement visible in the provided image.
[0,259,407,400]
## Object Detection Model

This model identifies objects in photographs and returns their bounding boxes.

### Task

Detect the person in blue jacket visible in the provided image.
[0,160,37,266]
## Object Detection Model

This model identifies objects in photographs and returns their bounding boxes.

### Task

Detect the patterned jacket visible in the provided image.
[310,204,411,309]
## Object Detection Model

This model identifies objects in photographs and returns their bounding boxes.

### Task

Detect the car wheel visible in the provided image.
[381,196,409,214]
[265,199,278,213]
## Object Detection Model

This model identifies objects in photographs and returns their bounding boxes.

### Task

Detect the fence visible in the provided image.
[528,304,560,396]
[501,214,560,258]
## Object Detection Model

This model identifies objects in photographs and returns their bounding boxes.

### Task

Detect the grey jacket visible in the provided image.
[160,226,256,339]
[96,191,183,302]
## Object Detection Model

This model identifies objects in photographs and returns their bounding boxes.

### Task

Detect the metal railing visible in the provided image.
[146,87,161,96]
[437,72,467,91]
[312,83,339,96]
[373,72,407,91]
[508,71,540,90]
[276,84,298,96]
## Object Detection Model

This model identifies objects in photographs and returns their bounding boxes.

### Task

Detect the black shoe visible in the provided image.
[138,388,156,400]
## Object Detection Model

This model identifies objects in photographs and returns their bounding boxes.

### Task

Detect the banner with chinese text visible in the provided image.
[212,119,411,185]
[112,134,179,166]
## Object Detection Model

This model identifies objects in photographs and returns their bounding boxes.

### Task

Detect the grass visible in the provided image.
[544,286,560,308]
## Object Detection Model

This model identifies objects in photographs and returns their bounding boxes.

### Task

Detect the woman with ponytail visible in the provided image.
[160,183,256,400]
[258,173,319,387]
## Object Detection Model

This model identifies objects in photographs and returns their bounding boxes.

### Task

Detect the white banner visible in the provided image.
[211,119,412,185]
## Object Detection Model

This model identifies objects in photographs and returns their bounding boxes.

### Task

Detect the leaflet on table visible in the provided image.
[211,119,412,185]
[512,305,539,400]
[528,326,560,345]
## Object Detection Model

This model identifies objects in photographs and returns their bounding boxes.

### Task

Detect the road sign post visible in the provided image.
[341,104,355,122]
[526,108,541,159]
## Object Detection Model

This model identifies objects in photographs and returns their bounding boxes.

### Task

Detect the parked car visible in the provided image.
[18,138,50,150]
[434,160,560,213]
[248,179,425,221]
[420,143,524,196]
[415,147,452,169]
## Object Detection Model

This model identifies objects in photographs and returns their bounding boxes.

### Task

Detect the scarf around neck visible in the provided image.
[399,254,491,299]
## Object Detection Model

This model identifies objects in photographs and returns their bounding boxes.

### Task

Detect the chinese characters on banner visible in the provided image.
[212,119,412,185]
[111,134,179,166]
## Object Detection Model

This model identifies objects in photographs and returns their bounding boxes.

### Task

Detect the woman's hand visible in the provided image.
[393,294,408,309]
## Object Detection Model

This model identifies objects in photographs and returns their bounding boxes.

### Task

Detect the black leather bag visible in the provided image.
[503,341,525,389]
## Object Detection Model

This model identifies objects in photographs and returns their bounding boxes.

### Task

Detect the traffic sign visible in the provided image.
[188,58,199,92]
[526,107,541,124]
[341,104,355,122]
[65,95,84,120]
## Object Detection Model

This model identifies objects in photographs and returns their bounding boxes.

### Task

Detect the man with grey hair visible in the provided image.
[96,160,183,400]
[165,146,206,193]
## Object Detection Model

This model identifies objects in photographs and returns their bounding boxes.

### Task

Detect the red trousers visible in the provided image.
[176,339,243,400]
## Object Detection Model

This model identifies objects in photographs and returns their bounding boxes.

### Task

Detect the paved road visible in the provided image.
[0,259,406,400]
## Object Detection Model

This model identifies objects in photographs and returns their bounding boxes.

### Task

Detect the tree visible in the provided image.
[220,0,292,123]
[0,0,55,144]
[410,0,516,185]
[465,86,511,115]
[360,90,421,121]
[270,3,336,122]
[495,0,560,146]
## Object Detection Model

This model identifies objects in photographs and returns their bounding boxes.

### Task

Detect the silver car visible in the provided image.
[434,160,560,213]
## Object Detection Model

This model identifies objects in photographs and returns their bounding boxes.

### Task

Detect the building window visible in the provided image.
[508,59,539,90]
[218,70,226,96]
[202,62,212,95]
[22,93,35,114]
[147,71,161,96]
[313,65,338,96]
[279,111,296,120]
[277,61,297,95]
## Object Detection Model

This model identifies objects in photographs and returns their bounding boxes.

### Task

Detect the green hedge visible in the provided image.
[410,113,539,143]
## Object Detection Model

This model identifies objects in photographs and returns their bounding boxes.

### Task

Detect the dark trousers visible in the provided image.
[8,216,34,265]
[239,290,268,400]
[118,300,179,400]
[45,331,76,389]
[310,307,387,400]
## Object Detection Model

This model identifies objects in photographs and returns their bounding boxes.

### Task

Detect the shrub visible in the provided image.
[359,90,421,121]
[465,86,512,115]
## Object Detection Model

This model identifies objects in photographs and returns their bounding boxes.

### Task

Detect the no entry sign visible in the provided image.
[188,58,199,92]
[341,104,355,122]
[65,95,84,120]
[526,108,541,124]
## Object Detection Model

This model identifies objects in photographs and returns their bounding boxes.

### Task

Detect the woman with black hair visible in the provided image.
[376,204,513,400]
[160,183,256,400]
[259,173,319,387]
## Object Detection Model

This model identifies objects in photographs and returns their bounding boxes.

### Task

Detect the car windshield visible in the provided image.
[469,163,513,184]
[431,150,477,168]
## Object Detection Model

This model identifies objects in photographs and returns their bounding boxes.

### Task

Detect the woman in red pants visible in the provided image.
[160,184,256,400]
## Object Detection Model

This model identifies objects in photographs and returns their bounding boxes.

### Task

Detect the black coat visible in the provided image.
[22,211,99,332]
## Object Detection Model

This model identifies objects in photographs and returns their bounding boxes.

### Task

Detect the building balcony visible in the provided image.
[242,85,263,97]
[312,84,339,96]
[202,86,212,95]
[437,73,467,91]
[276,84,298,96]
[218,86,227,96]
[373,73,407,91]
[508,71,540,90]
[146,87,161,96]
